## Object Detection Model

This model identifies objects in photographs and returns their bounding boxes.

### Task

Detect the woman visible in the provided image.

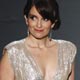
[0,0,77,80]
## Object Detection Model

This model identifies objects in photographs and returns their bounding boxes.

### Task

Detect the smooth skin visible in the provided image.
[0,6,74,80]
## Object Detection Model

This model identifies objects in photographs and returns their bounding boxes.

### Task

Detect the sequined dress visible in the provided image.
[4,38,77,80]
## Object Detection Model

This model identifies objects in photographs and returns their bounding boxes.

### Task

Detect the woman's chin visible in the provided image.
[33,35,48,40]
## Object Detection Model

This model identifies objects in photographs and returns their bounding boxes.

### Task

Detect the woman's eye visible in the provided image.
[43,18,49,22]
[29,16,36,20]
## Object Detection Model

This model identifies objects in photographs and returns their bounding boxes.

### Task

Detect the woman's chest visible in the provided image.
[13,43,72,80]
[14,49,71,80]
[23,47,62,80]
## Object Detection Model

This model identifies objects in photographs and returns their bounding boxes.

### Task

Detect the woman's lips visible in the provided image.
[34,28,44,32]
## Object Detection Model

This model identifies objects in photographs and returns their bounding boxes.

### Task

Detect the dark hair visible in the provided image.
[24,0,61,30]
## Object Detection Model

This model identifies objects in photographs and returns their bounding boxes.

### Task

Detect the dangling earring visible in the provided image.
[27,28,29,36]
[49,24,54,40]
[49,29,53,41]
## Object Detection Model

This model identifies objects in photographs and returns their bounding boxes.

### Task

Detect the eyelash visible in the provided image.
[29,16,36,20]
[43,18,49,21]
[29,15,49,22]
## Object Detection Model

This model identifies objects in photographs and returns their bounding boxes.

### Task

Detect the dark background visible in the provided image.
[0,0,80,79]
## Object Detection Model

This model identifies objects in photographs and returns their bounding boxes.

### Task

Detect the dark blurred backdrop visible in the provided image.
[0,0,80,79]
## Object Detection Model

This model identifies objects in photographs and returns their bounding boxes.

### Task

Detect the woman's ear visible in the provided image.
[24,15,28,25]
[51,23,55,29]
[51,20,58,28]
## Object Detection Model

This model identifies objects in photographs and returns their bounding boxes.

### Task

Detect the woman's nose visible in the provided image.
[37,20,42,28]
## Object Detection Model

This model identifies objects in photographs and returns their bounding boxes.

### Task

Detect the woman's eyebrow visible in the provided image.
[28,13,37,18]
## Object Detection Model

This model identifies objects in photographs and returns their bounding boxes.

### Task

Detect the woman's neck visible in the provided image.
[25,35,51,48]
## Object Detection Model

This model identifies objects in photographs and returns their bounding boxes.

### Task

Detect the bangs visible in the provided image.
[34,0,55,21]
[24,0,61,30]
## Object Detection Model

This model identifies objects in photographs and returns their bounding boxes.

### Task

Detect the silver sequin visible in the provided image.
[4,39,77,80]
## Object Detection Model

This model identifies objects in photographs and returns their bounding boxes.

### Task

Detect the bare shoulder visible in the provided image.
[0,50,14,80]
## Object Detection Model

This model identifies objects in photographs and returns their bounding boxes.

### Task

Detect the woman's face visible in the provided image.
[25,6,54,39]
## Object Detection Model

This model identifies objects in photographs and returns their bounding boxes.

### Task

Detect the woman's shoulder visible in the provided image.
[4,38,25,50]
[54,39,77,63]
[55,39,77,52]
[54,39,77,49]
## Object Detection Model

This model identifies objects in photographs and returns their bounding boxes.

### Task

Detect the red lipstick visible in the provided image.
[34,28,44,32]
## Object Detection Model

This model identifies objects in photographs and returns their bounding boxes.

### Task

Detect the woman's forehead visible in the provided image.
[29,6,42,17]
